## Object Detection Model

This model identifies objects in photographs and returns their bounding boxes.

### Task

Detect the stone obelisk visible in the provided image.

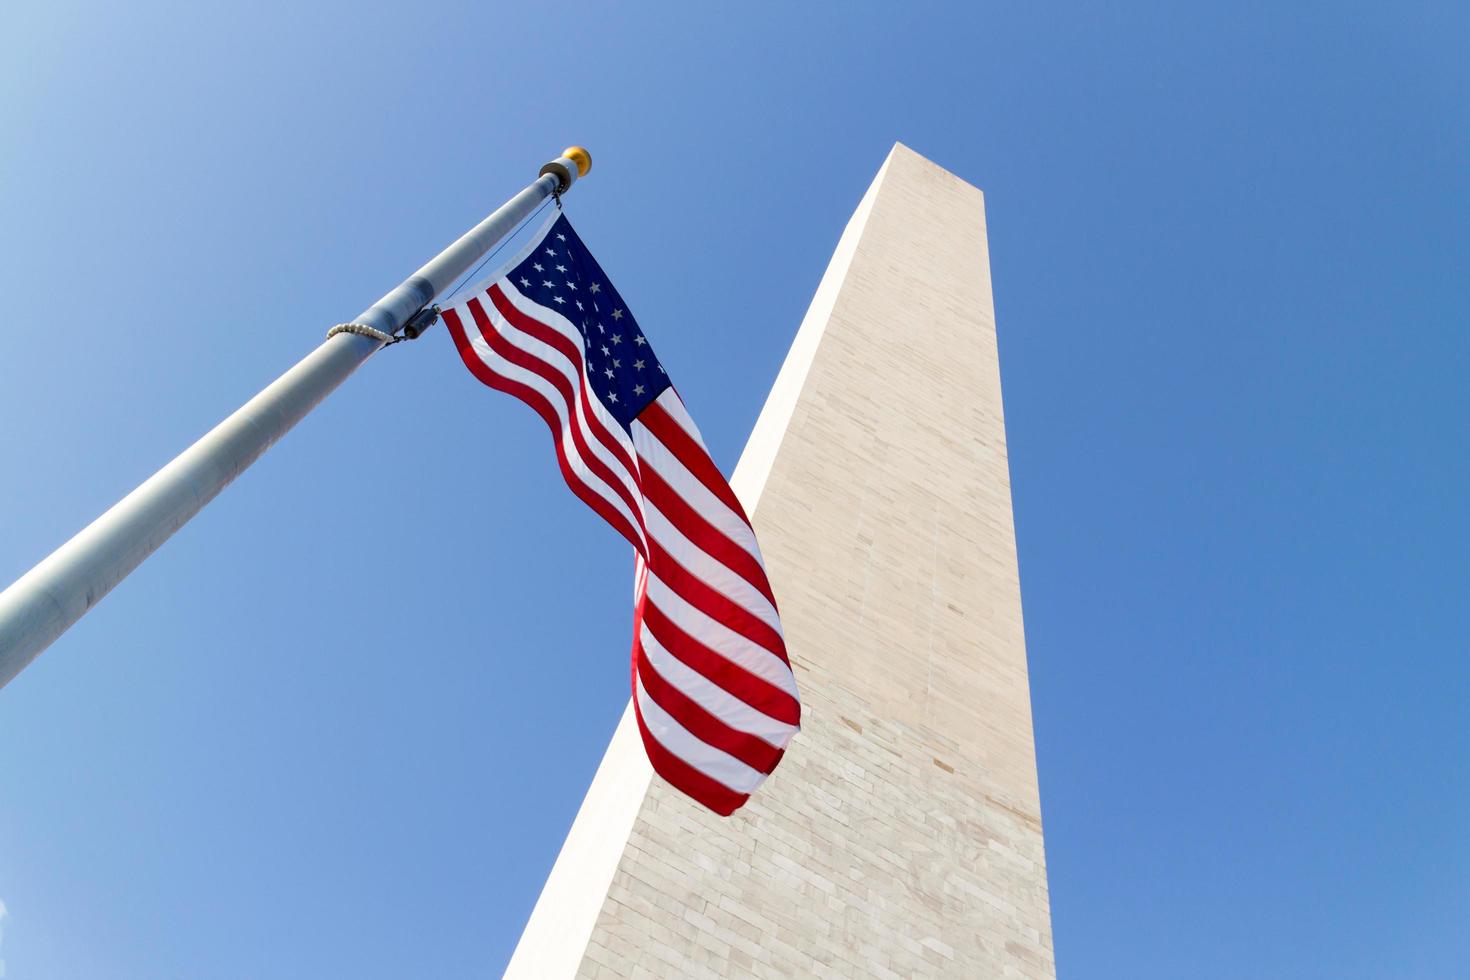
[507,143,1054,978]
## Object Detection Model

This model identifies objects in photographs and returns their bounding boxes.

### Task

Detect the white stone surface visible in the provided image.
[504,703,651,979]
[509,143,1053,978]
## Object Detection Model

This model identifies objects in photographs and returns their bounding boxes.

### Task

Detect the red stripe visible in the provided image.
[489,283,587,378]
[452,283,802,818]
[635,638,784,774]
[444,307,644,553]
[469,296,645,524]
[647,538,788,664]
[639,463,778,611]
[637,400,753,527]
[466,298,648,549]
[639,600,800,726]
[632,696,749,816]
[487,285,642,481]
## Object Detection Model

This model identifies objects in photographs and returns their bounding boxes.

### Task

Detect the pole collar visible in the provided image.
[539,146,591,194]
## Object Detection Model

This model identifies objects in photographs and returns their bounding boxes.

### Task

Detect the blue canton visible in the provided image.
[506,215,669,428]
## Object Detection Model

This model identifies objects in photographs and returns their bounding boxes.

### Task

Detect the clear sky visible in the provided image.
[2,2,1467,977]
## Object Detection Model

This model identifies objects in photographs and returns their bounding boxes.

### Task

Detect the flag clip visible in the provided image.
[402,304,440,340]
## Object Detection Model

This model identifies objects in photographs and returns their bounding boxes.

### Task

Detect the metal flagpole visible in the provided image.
[0,147,593,692]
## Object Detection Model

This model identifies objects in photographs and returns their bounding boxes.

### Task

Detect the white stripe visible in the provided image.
[644,500,782,635]
[655,388,712,452]
[641,625,796,749]
[632,421,764,568]
[635,676,763,794]
[497,279,590,355]
[497,281,639,466]
[458,308,645,547]
[643,572,798,699]
[633,551,648,603]
[480,291,645,510]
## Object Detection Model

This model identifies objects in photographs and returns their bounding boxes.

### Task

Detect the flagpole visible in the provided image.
[0,147,593,692]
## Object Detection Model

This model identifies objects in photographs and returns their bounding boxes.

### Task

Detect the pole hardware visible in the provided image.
[401,304,440,340]
[539,145,593,196]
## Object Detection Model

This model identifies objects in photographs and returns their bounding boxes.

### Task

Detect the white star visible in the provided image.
[565,280,577,290]
[556,232,566,241]
[634,359,645,371]
[612,358,621,368]
[544,247,556,257]
[576,300,584,311]
[597,323,605,334]
[553,295,566,305]
[589,283,601,294]
[519,277,531,288]
[611,309,624,320]
[601,345,611,356]
[604,368,614,379]
[633,334,647,346]
[556,264,567,273]
[633,384,645,396]
[533,262,544,272]
[607,392,618,403]
[658,364,666,374]
[543,280,554,288]
[610,334,622,345]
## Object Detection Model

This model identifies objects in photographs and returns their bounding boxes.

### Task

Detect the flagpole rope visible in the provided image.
[324,169,560,349]
[327,196,557,350]
[325,322,401,345]
[437,196,556,307]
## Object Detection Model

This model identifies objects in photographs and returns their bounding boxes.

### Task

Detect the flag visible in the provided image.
[441,212,800,815]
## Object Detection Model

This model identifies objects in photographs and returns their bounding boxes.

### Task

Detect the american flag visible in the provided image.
[441,212,800,815]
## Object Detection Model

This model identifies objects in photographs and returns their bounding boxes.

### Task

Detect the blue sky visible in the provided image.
[2,2,1467,977]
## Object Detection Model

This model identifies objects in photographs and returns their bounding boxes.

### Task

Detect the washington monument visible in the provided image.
[506,144,1054,978]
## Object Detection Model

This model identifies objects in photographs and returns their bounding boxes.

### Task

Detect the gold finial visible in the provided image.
[562,146,592,178]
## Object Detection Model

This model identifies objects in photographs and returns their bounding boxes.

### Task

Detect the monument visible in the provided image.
[506,143,1054,978]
